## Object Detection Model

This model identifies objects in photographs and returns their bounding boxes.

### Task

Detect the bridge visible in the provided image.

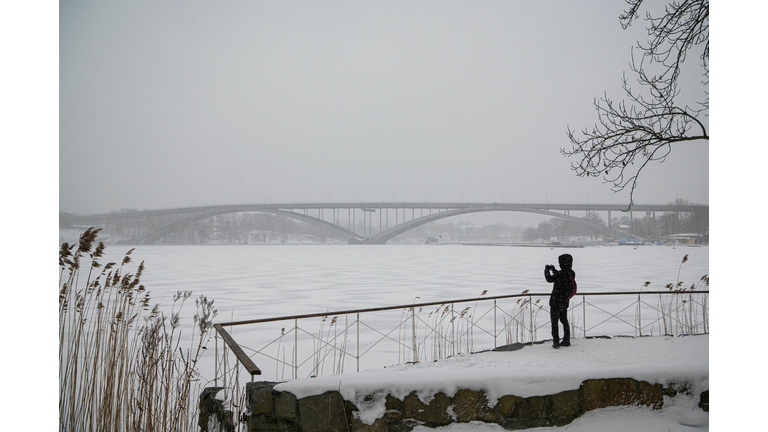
[60,202,708,245]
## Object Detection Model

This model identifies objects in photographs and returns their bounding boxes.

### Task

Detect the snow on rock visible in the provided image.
[274,335,708,425]
[413,393,709,431]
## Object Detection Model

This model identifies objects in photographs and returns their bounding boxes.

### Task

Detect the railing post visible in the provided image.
[294,318,298,379]
[451,304,455,357]
[689,293,693,334]
[583,294,586,338]
[493,299,497,348]
[638,294,642,337]
[214,331,218,387]
[529,295,533,343]
[356,313,360,373]
[411,307,417,362]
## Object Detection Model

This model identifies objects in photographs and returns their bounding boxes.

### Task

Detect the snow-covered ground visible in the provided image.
[274,335,708,430]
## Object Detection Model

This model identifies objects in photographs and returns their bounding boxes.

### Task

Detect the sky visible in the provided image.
[57,0,710,216]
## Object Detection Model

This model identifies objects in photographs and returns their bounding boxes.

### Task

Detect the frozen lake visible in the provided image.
[96,243,709,383]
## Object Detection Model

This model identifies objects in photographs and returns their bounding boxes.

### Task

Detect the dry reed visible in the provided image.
[59,228,218,432]
[654,254,709,336]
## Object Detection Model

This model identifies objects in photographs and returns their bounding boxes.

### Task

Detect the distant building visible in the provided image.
[619,238,644,245]
[665,233,705,245]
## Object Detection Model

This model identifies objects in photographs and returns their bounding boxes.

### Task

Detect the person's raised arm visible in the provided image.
[544,264,557,282]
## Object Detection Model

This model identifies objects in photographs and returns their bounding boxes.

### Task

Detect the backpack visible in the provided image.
[568,272,577,299]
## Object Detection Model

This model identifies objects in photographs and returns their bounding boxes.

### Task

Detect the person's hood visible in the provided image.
[558,254,573,271]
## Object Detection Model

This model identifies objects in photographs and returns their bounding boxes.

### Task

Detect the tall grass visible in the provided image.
[59,228,217,432]
[503,292,544,345]
[310,315,349,377]
[654,254,710,336]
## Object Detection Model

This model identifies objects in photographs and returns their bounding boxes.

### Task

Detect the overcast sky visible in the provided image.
[59,0,709,215]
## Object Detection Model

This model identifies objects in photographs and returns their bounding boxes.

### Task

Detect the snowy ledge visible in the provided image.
[275,335,708,401]
[198,336,708,430]
[271,335,708,426]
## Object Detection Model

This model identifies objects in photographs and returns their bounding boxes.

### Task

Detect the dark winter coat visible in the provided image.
[545,254,576,308]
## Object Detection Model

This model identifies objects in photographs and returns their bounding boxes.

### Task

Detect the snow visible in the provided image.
[274,335,708,427]
[83,243,710,429]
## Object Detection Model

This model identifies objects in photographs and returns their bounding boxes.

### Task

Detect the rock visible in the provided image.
[580,379,604,412]
[580,378,666,412]
[387,419,422,432]
[637,381,664,409]
[298,391,348,432]
[275,391,298,419]
[522,395,549,419]
[385,394,404,412]
[384,409,403,422]
[349,415,388,432]
[403,391,453,426]
[247,415,301,432]
[247,381,280,416]
[499,394,553,430]
[602,378,639,407]
[551,389,581,425]
[495,394,525,418]
[581,378,640,411]
[452,389,497,423]
[198,387,233,432]
[699,390,709,412]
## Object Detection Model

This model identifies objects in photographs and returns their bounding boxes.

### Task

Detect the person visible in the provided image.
[544,254,575,349]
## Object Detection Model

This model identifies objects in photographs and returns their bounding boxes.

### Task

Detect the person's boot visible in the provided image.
[560,339,570,347]
[552,340,560,349]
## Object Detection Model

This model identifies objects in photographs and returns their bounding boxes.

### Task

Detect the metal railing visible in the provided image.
[213,290,708,384]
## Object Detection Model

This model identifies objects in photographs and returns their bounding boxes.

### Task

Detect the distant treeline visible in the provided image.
[521,200,708,242]
[156,213,341,244]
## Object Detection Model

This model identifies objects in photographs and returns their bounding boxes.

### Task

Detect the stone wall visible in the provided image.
[199,378,708,431]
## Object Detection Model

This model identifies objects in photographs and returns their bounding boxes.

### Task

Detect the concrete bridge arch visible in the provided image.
[130,206,362,244]
[354,206,618,244]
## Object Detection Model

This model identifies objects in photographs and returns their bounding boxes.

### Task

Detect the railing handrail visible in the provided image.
[213,324,262,376]
[216,290,709,327]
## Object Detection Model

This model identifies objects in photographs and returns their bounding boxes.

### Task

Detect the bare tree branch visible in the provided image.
[564,0,709,210]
